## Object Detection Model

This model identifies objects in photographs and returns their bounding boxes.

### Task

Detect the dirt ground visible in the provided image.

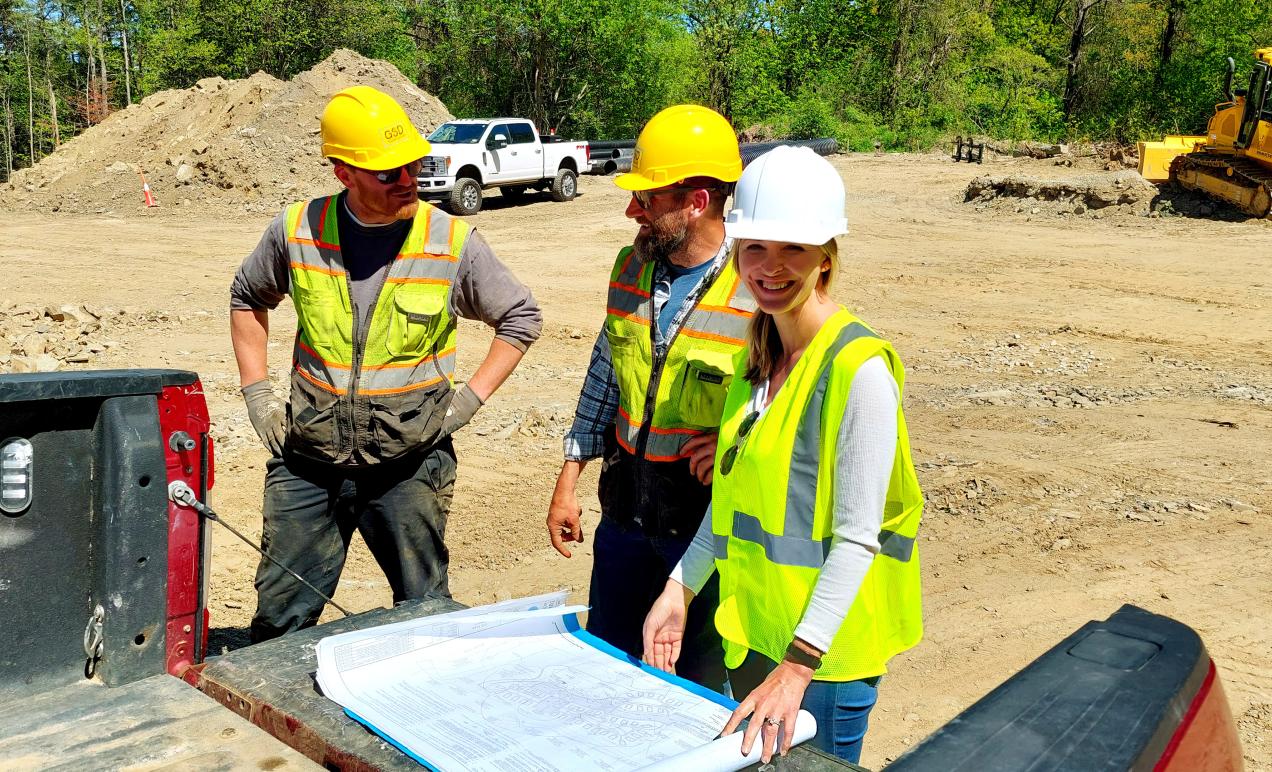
[4,152,1270,770]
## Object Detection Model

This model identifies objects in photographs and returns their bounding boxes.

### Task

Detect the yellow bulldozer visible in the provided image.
[1139,47,1272,217]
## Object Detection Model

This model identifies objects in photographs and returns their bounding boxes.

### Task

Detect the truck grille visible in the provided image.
[417,156,448,178]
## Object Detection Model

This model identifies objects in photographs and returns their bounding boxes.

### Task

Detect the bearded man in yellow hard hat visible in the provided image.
[230,86,541,642]
[546,105,751,692]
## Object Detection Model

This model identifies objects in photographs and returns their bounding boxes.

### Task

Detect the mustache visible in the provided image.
[633,218,687,264]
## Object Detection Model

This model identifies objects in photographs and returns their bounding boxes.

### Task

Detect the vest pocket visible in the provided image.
[369,386,449,460]
[287,370,341,461]
[604,327,645,416]
[387,286,447,358]
[677,349,734,428]
[292,284,345,351]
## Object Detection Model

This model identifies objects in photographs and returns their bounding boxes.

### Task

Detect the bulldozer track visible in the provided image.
[1170,153,1272,218]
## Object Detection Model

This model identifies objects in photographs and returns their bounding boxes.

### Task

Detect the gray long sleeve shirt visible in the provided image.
[230,194,542,352]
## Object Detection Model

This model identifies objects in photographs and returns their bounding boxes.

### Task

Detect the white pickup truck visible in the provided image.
[416,119,589,215]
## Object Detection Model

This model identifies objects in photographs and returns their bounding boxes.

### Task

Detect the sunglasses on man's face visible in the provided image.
[719,410,760,477]
[356,160,424,184]
[632,184,721,209]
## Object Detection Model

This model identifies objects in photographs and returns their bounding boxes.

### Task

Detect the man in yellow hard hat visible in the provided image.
[230,86,541,642]
[546,105,752,691]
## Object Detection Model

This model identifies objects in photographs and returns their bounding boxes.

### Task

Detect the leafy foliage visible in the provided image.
[3,0,1272,180]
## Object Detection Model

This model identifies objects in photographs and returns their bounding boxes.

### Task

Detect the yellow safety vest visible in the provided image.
[604,247,755,462]
[711,309,923,681]
[284,194,470,463]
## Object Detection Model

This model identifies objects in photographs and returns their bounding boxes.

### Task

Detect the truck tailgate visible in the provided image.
[888,604,1242,771]
[0,672,318,770]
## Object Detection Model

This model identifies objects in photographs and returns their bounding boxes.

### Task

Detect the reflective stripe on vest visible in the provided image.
[285,196,468,396]
[711,517,915,569]
[710,309,924,680]
[604,246,754,462]
[711,322,918,568]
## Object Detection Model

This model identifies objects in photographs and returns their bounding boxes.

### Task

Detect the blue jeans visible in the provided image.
[730,650,880,763]
[586,516,728,693]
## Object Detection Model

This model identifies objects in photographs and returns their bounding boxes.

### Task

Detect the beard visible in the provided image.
[394,200,420,220]
[633,208,689,264]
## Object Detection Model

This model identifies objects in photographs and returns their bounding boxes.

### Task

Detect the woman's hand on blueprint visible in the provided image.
[642,579,693,673]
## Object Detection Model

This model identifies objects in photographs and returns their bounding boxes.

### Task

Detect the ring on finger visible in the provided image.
[763,717,781,727]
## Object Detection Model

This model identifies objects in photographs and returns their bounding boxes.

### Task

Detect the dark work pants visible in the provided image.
[586,515,728,694]
[249,441,456,643]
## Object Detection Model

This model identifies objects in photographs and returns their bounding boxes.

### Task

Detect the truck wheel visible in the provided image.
[450,178,483,216]
[501,185,527,200]
[550,169,578,202]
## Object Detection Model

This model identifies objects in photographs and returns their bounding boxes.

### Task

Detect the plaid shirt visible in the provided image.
[562,331,620,461]
[562,241,731,461]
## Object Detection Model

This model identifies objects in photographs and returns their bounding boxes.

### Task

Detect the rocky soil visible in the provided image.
[0,302,178,372]
[963,169,1160,220]
[0,49,452,216]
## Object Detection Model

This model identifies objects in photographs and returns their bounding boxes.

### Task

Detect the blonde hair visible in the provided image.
[741,239,839,384]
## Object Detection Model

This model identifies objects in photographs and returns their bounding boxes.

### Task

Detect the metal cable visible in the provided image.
[168,481,352,617]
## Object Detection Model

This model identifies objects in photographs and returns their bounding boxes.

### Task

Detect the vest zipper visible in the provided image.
[346,263,395,459]
[633,253,727,459]
[348,298,363,457]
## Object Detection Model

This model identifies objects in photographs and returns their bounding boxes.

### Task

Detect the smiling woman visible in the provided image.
[642,146,925,765]
[735,239,838,386]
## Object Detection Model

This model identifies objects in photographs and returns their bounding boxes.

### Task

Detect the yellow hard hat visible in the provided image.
[321,86,431,171]
[615,104,742,191]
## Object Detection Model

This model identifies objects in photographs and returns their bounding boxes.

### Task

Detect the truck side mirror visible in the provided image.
[489,134,509,150]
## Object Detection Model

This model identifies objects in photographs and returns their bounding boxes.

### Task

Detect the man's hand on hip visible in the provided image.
[440,384,484,438]
[242,380,286,456]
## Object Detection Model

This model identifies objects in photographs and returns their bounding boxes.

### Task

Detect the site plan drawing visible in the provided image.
[315,595,816,771]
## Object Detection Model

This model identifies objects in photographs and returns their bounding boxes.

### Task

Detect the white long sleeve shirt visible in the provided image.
[670,355,899,653]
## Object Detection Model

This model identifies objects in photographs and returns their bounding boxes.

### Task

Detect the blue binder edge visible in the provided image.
[345,706,441,771]
[560,612,738,710]
[340,610,739,770]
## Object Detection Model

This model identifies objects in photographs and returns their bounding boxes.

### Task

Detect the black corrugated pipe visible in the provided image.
[587,159,617,175]
[588,139,637,152]
[586,156,634,176]
[741,138,839,165]
[587,138,836,174]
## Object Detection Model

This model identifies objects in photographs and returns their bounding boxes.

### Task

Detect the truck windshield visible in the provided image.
[428,123,488,144]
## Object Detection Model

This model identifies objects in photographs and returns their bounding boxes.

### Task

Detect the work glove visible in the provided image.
[440,384,484,439]
[242,379,287,457]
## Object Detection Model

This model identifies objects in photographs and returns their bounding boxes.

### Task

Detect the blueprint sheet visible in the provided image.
[315,595,815,771]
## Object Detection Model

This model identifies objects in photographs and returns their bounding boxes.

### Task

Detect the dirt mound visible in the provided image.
[0,49,452,215]
[964,170,1160,220]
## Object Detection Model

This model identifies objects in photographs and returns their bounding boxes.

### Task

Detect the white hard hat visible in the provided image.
[724,146,848,245]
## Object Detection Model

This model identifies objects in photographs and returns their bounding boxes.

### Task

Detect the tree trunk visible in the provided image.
[97,0,110,117]
[47,78,60,148]
[3,90,13,178]
[1155,0,1183,89]
[120,0,132,106]
[24,27,36,163]
[883,0,914,118]
[1062,0,1106,120]
[85,28,94,124]
[99,42,109,114]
